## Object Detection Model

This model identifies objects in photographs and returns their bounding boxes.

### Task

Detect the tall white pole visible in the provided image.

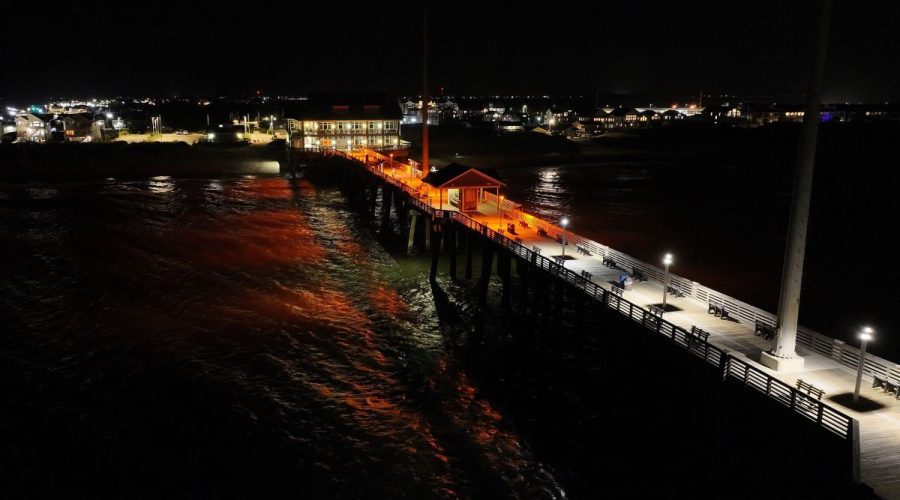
[853,327,874,404]
[765,0,832,371]
[561,218,569,258]
[662,253,672,314]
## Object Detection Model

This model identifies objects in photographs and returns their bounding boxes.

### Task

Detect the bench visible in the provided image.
[553,255,565,265]
[689,326,710,343]
[754,321,776,341]
[602,257,617,269]
[666,285,685,298]
[687,326,710,351]
[514,237,523,244]
[632,267,648,282]
[795,379,825,402]
[581,270,593,280]
[648,304,664,317]
[537,227,549,237]
[518,219,529,228]
[610,286,623,297]
[532,246,542,254]
[872,374,900,400]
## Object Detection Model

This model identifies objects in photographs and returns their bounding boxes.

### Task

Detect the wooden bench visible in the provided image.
[796,379,825,402]
[576,244,592,256]
[666,285,685,298]
[610,286,623,297]
[689,326,710,343]
[602,257,617,269]
[632,267,648,282]
[872,374,900,400]
[581,270,592,280]
[537,227,549,237]
[686,326,710,352]
[532,246,542,254]
[518,219,529,228]
[754,320,776,341]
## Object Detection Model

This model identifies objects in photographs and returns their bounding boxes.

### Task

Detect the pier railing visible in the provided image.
[480,183,899,385]
[454,208,854,441]
[334,149,859,442]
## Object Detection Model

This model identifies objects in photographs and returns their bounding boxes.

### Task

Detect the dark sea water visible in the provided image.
[498,157,900,361]
[0,176,564,498]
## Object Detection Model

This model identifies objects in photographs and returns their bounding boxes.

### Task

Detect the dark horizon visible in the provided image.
[5,1,900,103]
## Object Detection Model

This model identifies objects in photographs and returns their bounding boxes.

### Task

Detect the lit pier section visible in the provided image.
[329,147,900,499]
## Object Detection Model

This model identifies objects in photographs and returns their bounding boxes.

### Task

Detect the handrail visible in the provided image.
[334,149,858,442]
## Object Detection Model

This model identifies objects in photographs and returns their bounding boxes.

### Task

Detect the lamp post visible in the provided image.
[853,327,874,404]
[499,195,505,221]
[560,217,569,257]
[661,253,673,314]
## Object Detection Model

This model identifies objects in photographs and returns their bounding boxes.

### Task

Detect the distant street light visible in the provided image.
[853,327,874,404]
[560,217,569,257]
[499,194,505,221]
[661,253,673,314]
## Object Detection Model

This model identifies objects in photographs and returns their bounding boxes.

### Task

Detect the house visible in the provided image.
[15,113,52,142]
[593,107,640,130]
[287,92,403,153]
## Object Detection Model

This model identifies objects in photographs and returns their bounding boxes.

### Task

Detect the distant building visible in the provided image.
[15,113,52,142]
[287,93,403,152]
[400,99,457,125]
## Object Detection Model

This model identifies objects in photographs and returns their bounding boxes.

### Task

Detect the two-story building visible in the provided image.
[287,93,404,153]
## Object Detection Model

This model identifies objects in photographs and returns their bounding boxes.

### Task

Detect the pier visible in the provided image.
[316,148,900,498]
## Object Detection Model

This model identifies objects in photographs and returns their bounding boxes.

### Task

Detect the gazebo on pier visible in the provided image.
[422,163,505,212]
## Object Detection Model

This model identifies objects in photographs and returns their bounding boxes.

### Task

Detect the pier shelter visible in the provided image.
[422,163,504,212]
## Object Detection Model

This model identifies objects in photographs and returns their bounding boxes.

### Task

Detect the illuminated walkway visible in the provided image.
[345,149,900,498]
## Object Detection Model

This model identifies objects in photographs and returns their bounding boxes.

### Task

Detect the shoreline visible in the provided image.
[0,142,286,180]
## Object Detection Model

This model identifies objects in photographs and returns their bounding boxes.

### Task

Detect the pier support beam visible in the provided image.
[498,251,511,309]
[424,215,432,251]
[448,222,457,279]
[430,219,443,282]
[380,185,392,227]
[407,212,419,255]
[517,259,529,310]
[465,233,474,279]
[478,242,494,305]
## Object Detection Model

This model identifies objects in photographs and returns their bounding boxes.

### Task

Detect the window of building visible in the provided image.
[384,121,396,131]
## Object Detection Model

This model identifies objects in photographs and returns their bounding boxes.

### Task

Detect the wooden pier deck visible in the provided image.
[342,149,900,499]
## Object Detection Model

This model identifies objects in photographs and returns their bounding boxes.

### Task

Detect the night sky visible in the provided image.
[5,1,899,102]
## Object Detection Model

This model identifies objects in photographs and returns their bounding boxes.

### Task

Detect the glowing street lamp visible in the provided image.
[560,217,569,257]
[499,194,505,221]
[853,327,874,404]
[661,253,673,314]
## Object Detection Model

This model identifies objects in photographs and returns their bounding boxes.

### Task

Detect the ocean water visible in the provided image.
[0,176,564,498]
